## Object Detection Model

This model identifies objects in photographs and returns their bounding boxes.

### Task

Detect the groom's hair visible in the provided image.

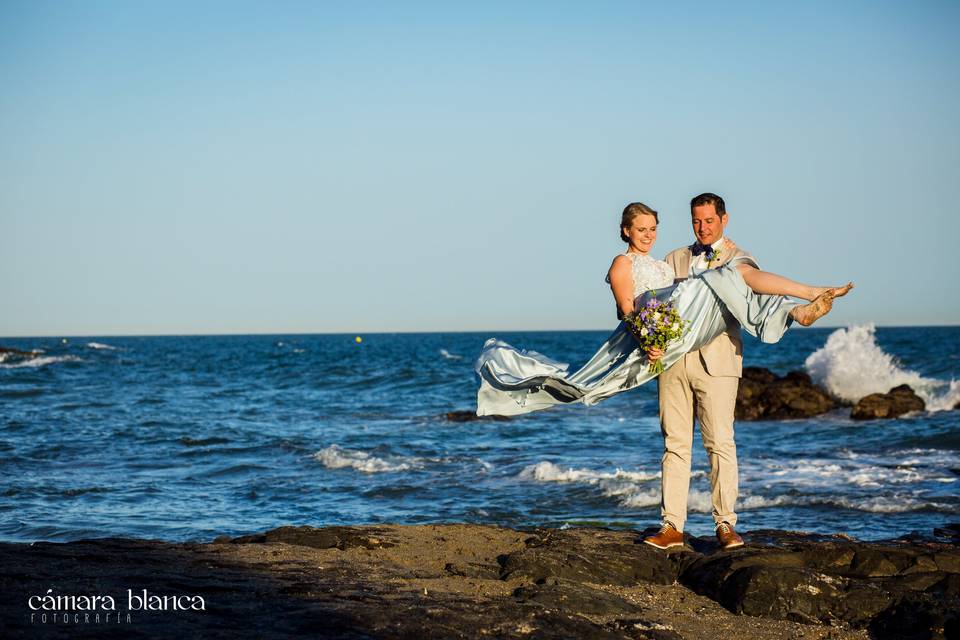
[690,193,726,216]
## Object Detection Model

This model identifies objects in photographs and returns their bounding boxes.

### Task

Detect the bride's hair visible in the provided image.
[620,202,659,243]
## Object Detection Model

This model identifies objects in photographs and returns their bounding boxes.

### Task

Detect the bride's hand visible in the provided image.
[646,346,664,363]
[724,238,737,253]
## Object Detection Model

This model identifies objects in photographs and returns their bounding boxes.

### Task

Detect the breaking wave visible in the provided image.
[0,355,83,369]
[313,444,423,473]
[518,456,958,514]
[805,324,960,411]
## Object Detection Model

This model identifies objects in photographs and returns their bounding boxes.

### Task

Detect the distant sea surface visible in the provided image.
[1,325,958,543]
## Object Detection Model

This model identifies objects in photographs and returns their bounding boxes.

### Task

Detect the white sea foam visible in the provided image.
[519,461,659,484]
[520,461,745,512]
[805,323,960,410]
[618,488,786,512]
[739,494,793,509]
[0,355,82,369]
[0,348,45,362]
[621,487,956,514]
[816,494,957,514]
[314,446,492,475]
[748,450,959,489]
[440,349,462,360]
[519,455,959,515]
[313,444,421,473]
[618,487,662,508]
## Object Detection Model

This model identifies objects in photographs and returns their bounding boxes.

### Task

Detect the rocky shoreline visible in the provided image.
[2,523,958,639]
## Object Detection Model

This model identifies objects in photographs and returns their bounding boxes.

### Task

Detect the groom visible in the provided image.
[644,192,749,550]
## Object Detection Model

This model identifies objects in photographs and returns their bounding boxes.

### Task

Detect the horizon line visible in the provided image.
[2,322,958,340]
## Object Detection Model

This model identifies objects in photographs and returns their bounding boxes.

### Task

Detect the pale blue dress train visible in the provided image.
[475,252,800,416]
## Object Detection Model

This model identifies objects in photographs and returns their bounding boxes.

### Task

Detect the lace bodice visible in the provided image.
[606,252,675,298]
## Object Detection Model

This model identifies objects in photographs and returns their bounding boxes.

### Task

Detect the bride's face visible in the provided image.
[623,214,658,254]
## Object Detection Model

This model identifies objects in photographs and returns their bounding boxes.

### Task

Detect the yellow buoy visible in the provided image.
[355,336,362,343]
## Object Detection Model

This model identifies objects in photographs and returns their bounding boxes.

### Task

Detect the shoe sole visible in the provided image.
[643,539,685,550]
[719,540,745,549]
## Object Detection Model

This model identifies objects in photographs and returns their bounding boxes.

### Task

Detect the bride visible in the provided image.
[475,201,852,416]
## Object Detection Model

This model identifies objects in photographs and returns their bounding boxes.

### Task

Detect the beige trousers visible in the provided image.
[657,351,739,531]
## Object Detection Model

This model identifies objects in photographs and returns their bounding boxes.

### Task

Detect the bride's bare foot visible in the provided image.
[791,295,833,326]
[828,282,854,298]
[809,282,854,300]
[790,282,854,326]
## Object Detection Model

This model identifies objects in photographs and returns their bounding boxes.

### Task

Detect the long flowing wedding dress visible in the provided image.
[475,252,800,416]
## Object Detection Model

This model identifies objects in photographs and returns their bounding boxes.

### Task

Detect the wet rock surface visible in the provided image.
[229,524,398,550]
[680,529,960,636]
[2,523,957,639]
[851,384,927,420]
[736,367,838,420]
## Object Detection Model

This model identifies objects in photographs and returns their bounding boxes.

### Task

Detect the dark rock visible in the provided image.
[783,370,813,385]
[680,533,960,633]
[933,523,960,543]
[512,578,643,615]
[852,384,926,420]
[847,547,912,577]
[742,367,778,384]
[934,552,960,574]
[0,537,374,639]
[3,524,959,639]
[498,530,681,586]
[686,554,895,626]
[445,410,511,422]
[736,367,837,420]
[445,561,500,579]
[869,575,960,640]
[605,619,685,640]
[231,525,396,549]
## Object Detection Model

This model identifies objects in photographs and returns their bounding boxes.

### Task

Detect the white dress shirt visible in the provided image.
[689,237,728,276]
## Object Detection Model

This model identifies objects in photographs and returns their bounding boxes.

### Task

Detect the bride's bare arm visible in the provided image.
[607,255,635,319]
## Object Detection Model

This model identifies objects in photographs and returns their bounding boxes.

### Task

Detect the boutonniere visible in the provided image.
[706,245,723,267]
[690,242,723,266]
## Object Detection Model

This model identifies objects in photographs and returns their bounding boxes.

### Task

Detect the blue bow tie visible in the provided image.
[690,242,715,257]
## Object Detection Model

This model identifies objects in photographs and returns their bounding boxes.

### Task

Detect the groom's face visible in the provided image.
[691,204,728,246]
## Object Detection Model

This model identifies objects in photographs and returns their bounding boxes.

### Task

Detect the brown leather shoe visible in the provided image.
[716,522,744,549]
[643,522,684,549]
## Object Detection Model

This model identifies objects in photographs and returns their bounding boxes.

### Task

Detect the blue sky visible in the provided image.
[2,1,958,336]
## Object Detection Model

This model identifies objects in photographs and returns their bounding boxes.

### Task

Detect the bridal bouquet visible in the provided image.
[624,295,688,374]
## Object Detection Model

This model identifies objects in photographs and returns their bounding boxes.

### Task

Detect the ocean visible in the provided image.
[1,324,958,542]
